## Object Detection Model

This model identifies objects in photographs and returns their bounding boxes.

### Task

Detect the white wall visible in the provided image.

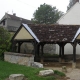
[57,2,80,25]
[56,2,80,55]
[56,43,80,55]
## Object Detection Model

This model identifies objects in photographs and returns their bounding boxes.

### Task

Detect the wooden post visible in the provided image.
[59,44,62,62]
[62,44,65,62]
[34,41,37,61]
[40,43,44,63]
[18,42,22,53]
[72,42,77,68]
[11,41,16,52]
[18,42,20,53]
[58,43,66,62]
[37,44,40,57]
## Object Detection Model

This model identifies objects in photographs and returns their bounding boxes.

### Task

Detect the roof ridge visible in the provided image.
[7,13,30,21]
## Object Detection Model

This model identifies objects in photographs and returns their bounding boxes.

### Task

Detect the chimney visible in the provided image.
[13,13,16,16]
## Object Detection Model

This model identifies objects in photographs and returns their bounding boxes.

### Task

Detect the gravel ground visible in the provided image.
[66,69,80,80]
[45,67,80,80]
[44,59,80,80]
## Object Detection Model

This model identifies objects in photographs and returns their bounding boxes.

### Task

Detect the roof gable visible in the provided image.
[57,2,80,25]
[76,33,80,39]
[8,14,32,24]
[14,26,33,40]
[0,13,32,24]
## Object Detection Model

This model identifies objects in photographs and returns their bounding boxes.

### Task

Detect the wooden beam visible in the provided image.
[59,45,62,57]
[37,44,40,57]
[58,43,66,62]
[40,43,45,63]
[34,41,37,61]
[11,41,17,52]
[58,43,62,62]
[62,45,64,62]
[18,42,23,53]
[72,42,77,68]
[73,42,77,62]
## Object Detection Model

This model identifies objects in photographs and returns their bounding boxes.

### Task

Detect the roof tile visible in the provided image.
[28,24,80,42]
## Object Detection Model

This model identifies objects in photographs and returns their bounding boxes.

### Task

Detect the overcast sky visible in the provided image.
[0,0,69,20]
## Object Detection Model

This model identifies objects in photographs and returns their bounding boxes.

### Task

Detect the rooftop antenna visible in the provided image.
[12,10,13,15]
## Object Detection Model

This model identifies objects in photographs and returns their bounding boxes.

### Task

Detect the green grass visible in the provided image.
[0,61,65,80]
[54,70,65,76]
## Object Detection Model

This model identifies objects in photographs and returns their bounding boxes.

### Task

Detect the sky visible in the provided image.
[0,0,69,20]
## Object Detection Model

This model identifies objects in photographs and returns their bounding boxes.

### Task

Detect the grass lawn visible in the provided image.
[0,61,66,80]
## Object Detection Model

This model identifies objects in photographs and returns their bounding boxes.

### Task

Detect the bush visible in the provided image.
[0,27,11,60]
[54,70,65,76]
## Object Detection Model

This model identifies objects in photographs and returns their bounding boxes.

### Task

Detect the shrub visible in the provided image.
[0,27,11,60]
[54,70,65,76]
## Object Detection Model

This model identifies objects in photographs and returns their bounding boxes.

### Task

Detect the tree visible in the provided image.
[32,3,64,24]
[67,0,79,11]
[0,27,11,60]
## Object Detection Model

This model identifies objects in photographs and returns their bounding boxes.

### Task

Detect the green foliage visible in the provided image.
[67,0,76,11]
[0,27,11,60]
[32,3,64,24]
[67,0,71,11]
[54,70,65,76]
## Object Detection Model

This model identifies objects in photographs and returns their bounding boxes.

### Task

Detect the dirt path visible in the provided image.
[45,67,80,80]
[66,69,80,80]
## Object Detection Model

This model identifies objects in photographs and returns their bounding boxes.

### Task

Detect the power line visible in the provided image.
[16,0,37,8]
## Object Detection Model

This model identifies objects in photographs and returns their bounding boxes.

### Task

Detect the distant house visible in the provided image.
[0,13,32,32]
[56,2,80,55]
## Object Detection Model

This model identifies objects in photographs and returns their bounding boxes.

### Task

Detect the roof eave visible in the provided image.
[22,23,40,43]
[72,27,80,42]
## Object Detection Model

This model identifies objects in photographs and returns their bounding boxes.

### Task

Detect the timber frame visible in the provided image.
[11,23,80,68]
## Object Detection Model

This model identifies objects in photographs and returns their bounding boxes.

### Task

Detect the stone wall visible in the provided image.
[20,43,56,54]
[4,52,34,66]
[44,44,56,54]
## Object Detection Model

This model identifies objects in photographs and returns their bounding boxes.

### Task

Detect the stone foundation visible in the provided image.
[4,52,34,66]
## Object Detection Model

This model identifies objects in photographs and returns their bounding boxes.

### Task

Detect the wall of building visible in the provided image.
[14,27,33,40]
[7,19,21,27]
[57,2,80,25]
[56,43,80,55]
[44,44,56,54]
[56,2,80,55]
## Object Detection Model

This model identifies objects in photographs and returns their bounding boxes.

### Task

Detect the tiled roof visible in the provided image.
[8,14,32,24]
[27,24,80,42]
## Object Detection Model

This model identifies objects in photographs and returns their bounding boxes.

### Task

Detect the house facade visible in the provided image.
[57,2,80,25]
[56,2,80,55]
[0,13,32,32]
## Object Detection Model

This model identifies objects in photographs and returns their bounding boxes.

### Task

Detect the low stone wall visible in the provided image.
[4,52,34,66]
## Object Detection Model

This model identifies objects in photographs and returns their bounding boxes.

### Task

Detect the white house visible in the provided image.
[57,2,80,25]
[56,2,80,55]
